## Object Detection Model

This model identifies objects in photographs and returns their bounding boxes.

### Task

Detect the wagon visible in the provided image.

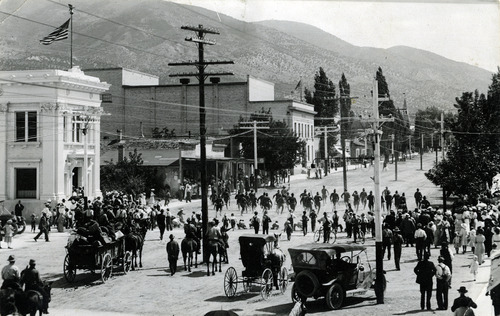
[63,237,132,283]
[288,243,385,310]
[223,235,288,300]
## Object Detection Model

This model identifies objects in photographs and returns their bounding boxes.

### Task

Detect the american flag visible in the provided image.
[40,19,70,45]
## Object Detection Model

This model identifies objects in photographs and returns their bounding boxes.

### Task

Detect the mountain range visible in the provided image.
[0,0,494,120]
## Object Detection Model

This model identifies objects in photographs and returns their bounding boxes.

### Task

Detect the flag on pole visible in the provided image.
[294,79,302,90]
[40,19,70,45]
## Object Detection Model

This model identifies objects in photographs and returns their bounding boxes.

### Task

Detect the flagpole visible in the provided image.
[69,4,74,69]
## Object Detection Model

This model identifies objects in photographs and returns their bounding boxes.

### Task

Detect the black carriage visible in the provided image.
[223,235,288,300]
[63,237,132,283]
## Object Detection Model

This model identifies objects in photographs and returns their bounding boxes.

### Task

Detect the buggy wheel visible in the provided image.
[325,283,344,310]
[313,229,322,243]
[63,254,76,283]
[101,253,113,283]
[224,267,238,298]
[278,267,289,294]
[260,268,273,300]
[331,230,337,243]
[123,251,132,274]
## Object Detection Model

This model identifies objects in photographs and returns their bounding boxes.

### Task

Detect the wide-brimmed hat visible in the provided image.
[457,286,468,293]
[7,255,15,262]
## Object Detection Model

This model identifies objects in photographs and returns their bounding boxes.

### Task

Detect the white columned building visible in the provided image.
[0,67,110,214]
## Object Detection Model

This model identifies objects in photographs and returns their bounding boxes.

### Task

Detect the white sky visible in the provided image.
[170,0,500,72]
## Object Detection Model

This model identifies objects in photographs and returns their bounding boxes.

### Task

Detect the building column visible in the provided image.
[40,103,58,201]
[93,117,102,198]
[0,104,8,200]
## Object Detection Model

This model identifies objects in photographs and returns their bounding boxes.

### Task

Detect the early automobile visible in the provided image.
[288,243,384,310]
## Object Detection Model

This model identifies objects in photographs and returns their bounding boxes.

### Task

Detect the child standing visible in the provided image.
[284,220,293,241]
[31,213,37,232]
[4,220,14,249]
[470,255,479,281]
[453,234,461,254]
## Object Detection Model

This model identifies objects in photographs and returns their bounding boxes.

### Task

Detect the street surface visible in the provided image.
[3,153,494,315]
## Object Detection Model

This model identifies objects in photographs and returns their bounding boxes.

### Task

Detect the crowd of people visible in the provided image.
[2,176,500,315]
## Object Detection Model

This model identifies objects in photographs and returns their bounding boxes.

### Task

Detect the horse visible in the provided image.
[0,282,51,316]
[124,222,147,270]
[270,233,287,289]
[181,237,198,272]
[218,227,230,264]
[206,240,222,276]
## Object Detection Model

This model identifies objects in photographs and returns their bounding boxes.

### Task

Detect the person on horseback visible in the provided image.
[1,255,21,291]
[184,218,200,254]
[206,220,223,275]
[20,259,50,314]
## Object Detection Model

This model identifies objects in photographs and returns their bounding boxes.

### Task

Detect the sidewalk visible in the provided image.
[471,255,496,316]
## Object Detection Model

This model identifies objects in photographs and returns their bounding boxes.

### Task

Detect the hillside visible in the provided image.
[0,0,494,118]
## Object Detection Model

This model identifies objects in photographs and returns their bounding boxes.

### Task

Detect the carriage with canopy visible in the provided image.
[63,235,132,283]
[223,234,288,300]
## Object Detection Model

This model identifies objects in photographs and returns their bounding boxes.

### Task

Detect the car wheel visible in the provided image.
[325,283,344,310]
[291,283,306,303]
[295,270,319,298]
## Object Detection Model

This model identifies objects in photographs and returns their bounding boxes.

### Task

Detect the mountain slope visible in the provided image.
[0,0,493,118]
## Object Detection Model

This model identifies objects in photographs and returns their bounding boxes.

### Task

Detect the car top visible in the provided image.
[288,243,366,255]
[288,243,367,270]
[239,234,276,245]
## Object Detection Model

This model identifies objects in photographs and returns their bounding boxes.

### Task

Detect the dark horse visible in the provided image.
[206,240,221,276]
[124,221,147,270]
[0,282,51,316]
[181,237,198,272]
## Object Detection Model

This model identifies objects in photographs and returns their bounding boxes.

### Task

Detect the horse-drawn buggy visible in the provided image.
[288,243,385,310]
[63,235,132,283]
[224,234,288,300]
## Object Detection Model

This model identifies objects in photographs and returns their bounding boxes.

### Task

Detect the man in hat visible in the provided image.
[414,252,436,310]
[34,212,50,242]
[435,255,451,310]
[393,227,404,270]
[451,286,477,314]
[157,209,166,240]
[262,210,271,235]
[166,234,180,276]
[20,259,50,314]
[414,223,427,261]
[1,255,21,290]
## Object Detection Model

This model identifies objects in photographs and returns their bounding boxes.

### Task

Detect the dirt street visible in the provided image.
[2,154,491,316]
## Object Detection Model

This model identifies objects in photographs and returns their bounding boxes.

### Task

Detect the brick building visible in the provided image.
[88,68,317,170]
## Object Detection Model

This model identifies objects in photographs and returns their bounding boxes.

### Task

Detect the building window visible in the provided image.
[72,116,81,142]
[15,111,37,142]
[101,93,112,103]
[16,168,37,199]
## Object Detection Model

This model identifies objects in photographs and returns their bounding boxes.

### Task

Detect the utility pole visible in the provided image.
[169,24,233,263]
[394,133,398,181]
[324,126,328,176]
[366,78,393,304]
[314,125,340,176]
[240,121,269,192]
[437,112,446,212]
[420,133,424,170]
[408,134,412,159]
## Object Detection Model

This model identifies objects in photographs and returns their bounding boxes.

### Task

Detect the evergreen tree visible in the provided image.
[426,69,500,199]
[375,67,410,157]
[304,67,339,158]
